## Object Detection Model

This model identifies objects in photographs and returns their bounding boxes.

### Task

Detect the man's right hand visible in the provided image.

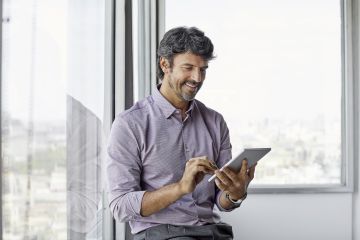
[178,156,217,194]
[140,156,216,217]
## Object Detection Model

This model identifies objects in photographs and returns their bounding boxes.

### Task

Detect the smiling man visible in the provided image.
[106,26,256,240]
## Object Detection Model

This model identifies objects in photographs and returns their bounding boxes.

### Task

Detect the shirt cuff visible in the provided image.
[110,190,146,222]
[128,190,147,219]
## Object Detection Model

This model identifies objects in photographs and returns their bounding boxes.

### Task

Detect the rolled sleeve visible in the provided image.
[109,191,146,221]
[106,115,144,221]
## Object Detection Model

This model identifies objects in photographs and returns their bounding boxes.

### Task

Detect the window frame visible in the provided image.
[104,0,116,239]
[0,0,3,237]
[156,0,355,193]
[114,0,136,239]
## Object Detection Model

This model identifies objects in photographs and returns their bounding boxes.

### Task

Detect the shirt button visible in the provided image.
[184,144,189,152]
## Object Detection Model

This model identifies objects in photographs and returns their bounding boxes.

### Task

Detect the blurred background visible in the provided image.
[1,0,360,239]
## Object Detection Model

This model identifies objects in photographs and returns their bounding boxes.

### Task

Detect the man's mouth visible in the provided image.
[185,82,199,90]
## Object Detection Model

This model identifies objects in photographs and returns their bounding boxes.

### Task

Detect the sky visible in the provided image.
[3,0,68,122]
[165,0,341,121]
[3,0,341,124]
[3,0,105,123]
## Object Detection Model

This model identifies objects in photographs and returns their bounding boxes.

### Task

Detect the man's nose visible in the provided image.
[191,69,202,82]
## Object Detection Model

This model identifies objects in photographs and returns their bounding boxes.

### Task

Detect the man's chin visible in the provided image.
[181,85,201,101]
[182,93,196,101]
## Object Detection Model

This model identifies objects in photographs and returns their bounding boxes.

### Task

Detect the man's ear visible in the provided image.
[160,57,170,74]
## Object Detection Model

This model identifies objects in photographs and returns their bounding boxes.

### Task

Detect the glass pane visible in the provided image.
[1,0,67,239]
[1,0,105,239]
[66,0,106,239]
[165,0,342,185]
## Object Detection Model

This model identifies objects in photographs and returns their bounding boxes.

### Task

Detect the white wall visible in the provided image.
[220,194,352,240]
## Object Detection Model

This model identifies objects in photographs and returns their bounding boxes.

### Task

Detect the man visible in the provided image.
[107,26,256,240]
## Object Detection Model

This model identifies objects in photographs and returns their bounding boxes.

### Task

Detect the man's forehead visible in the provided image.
[173,52,208,67]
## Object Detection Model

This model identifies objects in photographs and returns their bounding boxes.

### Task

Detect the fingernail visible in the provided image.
[210,161,218,169]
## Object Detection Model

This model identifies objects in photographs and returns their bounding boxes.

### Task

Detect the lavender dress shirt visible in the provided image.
[106,86,233,234]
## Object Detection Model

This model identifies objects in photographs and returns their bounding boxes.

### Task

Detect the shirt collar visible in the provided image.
[153,84,195,119]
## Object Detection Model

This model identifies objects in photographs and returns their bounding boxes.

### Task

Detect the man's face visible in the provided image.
[162,52,208,102]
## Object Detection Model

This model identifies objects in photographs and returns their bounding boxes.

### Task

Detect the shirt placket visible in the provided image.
[182,116,204,220]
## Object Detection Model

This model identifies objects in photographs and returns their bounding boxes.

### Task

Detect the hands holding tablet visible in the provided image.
[208,148,271,182]
[214,160,256,201]
[178,156,254,201]
[211,148,270,201]
[179,148,270,203]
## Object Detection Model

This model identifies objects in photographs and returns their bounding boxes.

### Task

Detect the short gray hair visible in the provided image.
[157,26,215,80]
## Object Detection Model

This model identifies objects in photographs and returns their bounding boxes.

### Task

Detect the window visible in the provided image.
[164,0,352,188]
[1,0,67,238]
[1,0,109,239]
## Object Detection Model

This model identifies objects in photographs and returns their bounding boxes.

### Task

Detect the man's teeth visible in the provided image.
[186,83,197,88]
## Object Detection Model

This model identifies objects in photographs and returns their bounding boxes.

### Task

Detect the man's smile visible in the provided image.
[184,81,200,92]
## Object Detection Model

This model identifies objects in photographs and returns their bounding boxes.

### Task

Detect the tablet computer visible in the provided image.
[208,147,271,182]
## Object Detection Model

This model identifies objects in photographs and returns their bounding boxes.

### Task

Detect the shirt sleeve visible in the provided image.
[214,114,237,212]
[106,114,145,222]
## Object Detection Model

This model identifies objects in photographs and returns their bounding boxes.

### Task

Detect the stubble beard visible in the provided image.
[172,80,201,102]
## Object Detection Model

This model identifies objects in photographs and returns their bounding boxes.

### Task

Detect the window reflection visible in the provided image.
[1,0,105,239]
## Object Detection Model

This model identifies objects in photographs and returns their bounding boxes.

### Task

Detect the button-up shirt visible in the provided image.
[106,86,233,234]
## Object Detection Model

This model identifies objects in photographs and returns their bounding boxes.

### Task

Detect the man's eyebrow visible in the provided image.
[181,63,209,69]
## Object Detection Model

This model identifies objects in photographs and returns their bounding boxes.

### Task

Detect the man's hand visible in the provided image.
[140,156,216,217]
[178,156,217,194]
[215,159,256,200]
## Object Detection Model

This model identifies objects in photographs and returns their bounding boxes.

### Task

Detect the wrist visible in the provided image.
[176,181,189,196]
[225,191,247,208]
[228,191,247,202]
[229,191,247,201]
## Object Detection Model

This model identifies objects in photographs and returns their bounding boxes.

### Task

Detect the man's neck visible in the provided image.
[159,83,189,112]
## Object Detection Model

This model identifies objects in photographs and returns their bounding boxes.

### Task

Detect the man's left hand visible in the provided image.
[214,159,256,200]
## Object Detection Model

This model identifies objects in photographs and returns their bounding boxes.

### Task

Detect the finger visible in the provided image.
[188,158,217,171]
[222,167,238,182]
[215,170,232,186]
[214,178,227,191]
[187,156,209,164]
[239,159,248,176]
[187,156,207,163]
[248,163,256,180]
[194,156,208,161]
[201,156,208,160]
[194,166,214,174]
[209,160,218,169]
